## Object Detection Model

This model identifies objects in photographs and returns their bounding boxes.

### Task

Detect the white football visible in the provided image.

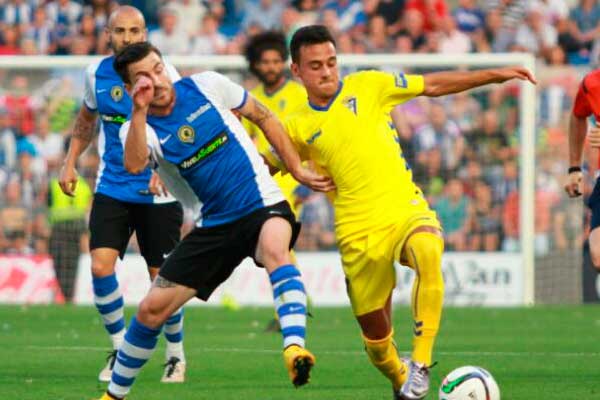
[439,366,500,400]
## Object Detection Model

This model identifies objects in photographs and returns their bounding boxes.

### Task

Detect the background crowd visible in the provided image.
[0,0,593,257]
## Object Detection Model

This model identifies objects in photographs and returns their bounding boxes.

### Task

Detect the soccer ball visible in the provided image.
[439,366,500,400]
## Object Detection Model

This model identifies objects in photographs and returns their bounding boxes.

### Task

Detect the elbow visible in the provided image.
[422,84,442,97]
[124,158,146,174]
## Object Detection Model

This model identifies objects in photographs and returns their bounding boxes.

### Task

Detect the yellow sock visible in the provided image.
[405,232,444,366]
[363,330,408,389]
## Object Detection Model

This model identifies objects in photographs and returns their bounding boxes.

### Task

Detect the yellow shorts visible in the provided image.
[339,210,441,317]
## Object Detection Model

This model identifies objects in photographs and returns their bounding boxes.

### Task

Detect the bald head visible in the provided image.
[106,6,147,53]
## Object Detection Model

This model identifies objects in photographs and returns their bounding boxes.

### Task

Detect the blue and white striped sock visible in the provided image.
[270,264,307,349]
[108,317,161,398]
[92,274,125,350]
[164,307,185,362]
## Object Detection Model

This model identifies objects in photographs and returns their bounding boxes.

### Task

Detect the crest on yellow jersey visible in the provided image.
[342,96,357,115]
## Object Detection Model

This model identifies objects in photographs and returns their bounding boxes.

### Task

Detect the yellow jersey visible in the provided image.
[269,70,428,245]
[243,79,307,213]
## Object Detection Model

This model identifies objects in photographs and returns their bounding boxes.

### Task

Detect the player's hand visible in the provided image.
[588,122,600,148]
[292,167,336,193]
[132,75,154,111]
[148,171,169,196]
[564,170,583,198]
[496,66,537,85]
[58,163,78,197]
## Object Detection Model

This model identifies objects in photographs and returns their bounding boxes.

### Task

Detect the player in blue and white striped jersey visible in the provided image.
[58,6,186,384]
[93,42,335,400]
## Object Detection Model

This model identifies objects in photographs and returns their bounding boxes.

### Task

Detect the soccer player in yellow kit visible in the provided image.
[243,31,307,214]
[265,25,536,400]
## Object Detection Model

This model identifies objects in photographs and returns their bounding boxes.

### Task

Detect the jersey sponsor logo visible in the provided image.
[307,130,322,145]
[186,103,212,123]
[177,125,195,144]
[179,131,228,169]
[342,96,357,115]
[159,134,172,145]
[111,85,124,102]
[395,72,408,88]
[100,114,127,124]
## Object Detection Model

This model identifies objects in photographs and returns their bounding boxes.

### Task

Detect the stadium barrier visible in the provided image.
[0,255,64,304]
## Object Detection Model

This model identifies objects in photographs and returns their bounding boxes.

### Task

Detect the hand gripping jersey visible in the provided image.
[120,72,284,227]
[83,55,180,204]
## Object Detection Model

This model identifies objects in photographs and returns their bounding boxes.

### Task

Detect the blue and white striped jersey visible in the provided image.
[83,55,179,204]
[120,72,284,227]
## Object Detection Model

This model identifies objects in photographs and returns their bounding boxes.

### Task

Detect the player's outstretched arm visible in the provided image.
[422,66,537,98]
[124,76,153,174]
[238,95,335,192]
[59,106,97,196]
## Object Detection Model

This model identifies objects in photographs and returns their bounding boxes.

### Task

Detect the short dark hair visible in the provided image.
[244,31,288,77]
[290,25,336,63]
[113,42,162,84]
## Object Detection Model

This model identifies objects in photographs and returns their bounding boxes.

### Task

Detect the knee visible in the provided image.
[259,244,291,268]
[590,248,600,270]
[137,297,169,329]
[91,259,115,278]
[406,232,444,271]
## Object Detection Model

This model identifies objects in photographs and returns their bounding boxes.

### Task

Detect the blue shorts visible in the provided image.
[588,179,600,230]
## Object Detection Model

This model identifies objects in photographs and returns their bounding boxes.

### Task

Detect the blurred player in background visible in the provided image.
[243,31,307,332]
[565,70,600,272]
[96,41,334,400]
[58,6,187,383]
[264,25,536,400]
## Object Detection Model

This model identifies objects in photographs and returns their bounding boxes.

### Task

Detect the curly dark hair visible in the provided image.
[244,31,289,78]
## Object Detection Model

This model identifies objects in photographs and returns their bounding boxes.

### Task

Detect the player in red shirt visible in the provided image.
[566,70,600,270]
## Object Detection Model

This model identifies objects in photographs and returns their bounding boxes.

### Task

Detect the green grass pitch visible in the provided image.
[0,305,598,399]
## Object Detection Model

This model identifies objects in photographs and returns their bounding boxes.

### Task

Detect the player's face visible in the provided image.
[107,11,146,53]
[291,42,339,100]
[255,49,285,87]
[126,51,174,108]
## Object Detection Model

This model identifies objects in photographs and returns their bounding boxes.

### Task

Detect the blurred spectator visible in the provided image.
[85,0,115,32]
[190,13,227,55]
[468,181,501,251]
[0,26,22,55]
[148,6,190,55]
[2,0,33,28]
[169,0,208,39]
[24,7,56,55]
[295,187,336,251]
[405,0,449,32]
[79,12,99,54]
[29,114,64,172]
[46,0,83,55]
[242,0,285,31]
[396,8,429,52]
[486,0,527,52]
[46,76,78,134]
[531,0,569,24]
[323,0,367,36]
[0,109,16,171]
[0,178,32,254]
[367,0,405,36]
[0,74,36,136]
[561,0,600,64]
[448,91,481,134]
[436,15,472,53]
[513,8,558,58]
[465,110,512,172]
[16,138,47,210]
[453,0,486,34]
[48,166,92,302]
[491,159,519,205]
[292,0,320,27]
[435,178,470,250]
[364,15,391,52]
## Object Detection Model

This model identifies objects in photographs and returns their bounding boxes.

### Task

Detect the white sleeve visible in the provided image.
[119,120,161,159]
[164,60,182,82]
[83,62,99,111]
[190,71,247,110]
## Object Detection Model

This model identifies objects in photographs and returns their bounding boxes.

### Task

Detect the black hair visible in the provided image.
[113,41,162,84]
[244,31,289,77]
[290,25,336,63]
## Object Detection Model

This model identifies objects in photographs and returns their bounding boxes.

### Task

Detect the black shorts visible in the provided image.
[589,179,600,230]
[159,201,300,300]
[89,193,183,267]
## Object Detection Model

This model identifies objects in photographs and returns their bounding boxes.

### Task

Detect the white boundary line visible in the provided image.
[26,345,598,358]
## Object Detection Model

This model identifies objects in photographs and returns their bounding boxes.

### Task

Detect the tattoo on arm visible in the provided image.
[153,275,178,288]
[71,111,97,143]
[246,98,274,127]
